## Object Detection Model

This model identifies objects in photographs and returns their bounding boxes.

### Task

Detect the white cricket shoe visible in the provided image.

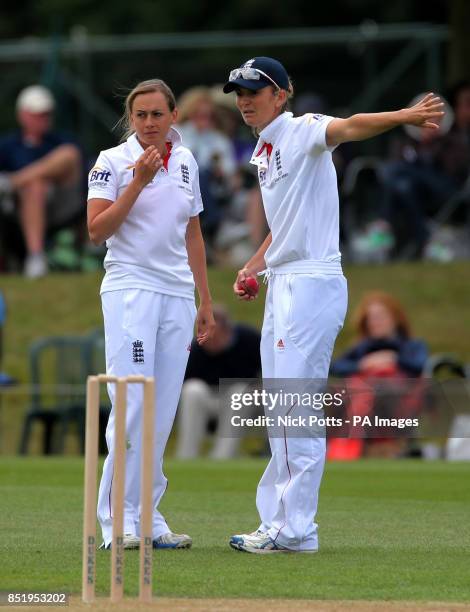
[153,532,192,549]
[123,534,140,549]
[229,531,289,554]
[230,531,318,554]
[100,533,141,550]
[230,529,264,541]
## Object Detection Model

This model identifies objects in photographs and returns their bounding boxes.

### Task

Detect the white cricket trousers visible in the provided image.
[256,264,347,551]
[97,288,196,547]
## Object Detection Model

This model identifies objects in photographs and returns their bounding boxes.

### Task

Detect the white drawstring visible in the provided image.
[258,268,273,284]
[256,259,343,285]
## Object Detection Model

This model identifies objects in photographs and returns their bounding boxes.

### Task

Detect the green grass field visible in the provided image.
[2,262,470,383]
[1,458,469,603]
[1,264,469,606]
[2,262,469,455]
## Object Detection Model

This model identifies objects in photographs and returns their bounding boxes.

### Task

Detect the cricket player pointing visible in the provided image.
[224,57,444,553]
[87,79,215,551]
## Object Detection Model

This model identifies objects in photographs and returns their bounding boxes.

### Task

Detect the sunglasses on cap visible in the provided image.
[228,67,280,90]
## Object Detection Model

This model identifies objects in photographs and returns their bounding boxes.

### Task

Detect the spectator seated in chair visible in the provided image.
[176,304,261,459]
[329,291,428,459]
[0,85,83,278]
[374,87,470,260]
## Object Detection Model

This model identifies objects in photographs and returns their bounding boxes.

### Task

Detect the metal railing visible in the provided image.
[0,24,450,156]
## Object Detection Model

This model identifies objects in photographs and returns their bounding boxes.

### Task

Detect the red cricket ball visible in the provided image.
[238,276,259,297]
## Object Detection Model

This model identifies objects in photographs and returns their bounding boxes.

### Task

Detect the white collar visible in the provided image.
[250,112,292,170]
[259,111,292,144]
[127,126,182,162]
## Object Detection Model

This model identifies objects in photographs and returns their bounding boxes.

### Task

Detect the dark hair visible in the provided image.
[116,79,176,141]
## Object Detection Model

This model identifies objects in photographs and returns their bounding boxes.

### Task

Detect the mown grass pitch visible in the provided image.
[1,458,469,603]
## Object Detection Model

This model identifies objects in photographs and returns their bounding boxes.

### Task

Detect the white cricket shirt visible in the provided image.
[250,112,340,268]
[88,129,203,299]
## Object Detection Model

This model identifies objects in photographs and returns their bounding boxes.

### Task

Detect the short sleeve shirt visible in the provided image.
[87,128,203,299]
[250,112,340,267]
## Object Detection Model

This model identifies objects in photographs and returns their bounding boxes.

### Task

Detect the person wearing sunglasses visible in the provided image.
[224,56,444,554]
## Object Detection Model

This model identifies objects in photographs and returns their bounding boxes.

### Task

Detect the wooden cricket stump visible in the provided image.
[82,374,155,603]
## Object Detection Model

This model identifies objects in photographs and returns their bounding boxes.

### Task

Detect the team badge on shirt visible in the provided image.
[274,149,282,175]
[177,164,193,194]
[132,340,144,363]
[269,149,289,186]
[180,164,190,184]
[276,338,285,351]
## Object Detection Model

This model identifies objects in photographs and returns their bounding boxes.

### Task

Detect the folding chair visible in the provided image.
[18,335,91,454]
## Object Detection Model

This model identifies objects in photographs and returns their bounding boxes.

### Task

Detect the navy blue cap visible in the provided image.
[223,57,289,94]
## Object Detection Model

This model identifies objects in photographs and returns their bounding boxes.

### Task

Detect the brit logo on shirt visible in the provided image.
[180,164,190,184]
[89,167,111,183]
[274,149,282,175]
[132,340,144,363]
[88,166,112,189]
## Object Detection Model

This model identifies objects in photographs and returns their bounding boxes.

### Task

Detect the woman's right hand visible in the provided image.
[133,146,164,188]
[233,267,257,301]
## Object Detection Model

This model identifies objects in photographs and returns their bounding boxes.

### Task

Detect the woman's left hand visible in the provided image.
[196,303,216,345]
[402,93,445,129]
